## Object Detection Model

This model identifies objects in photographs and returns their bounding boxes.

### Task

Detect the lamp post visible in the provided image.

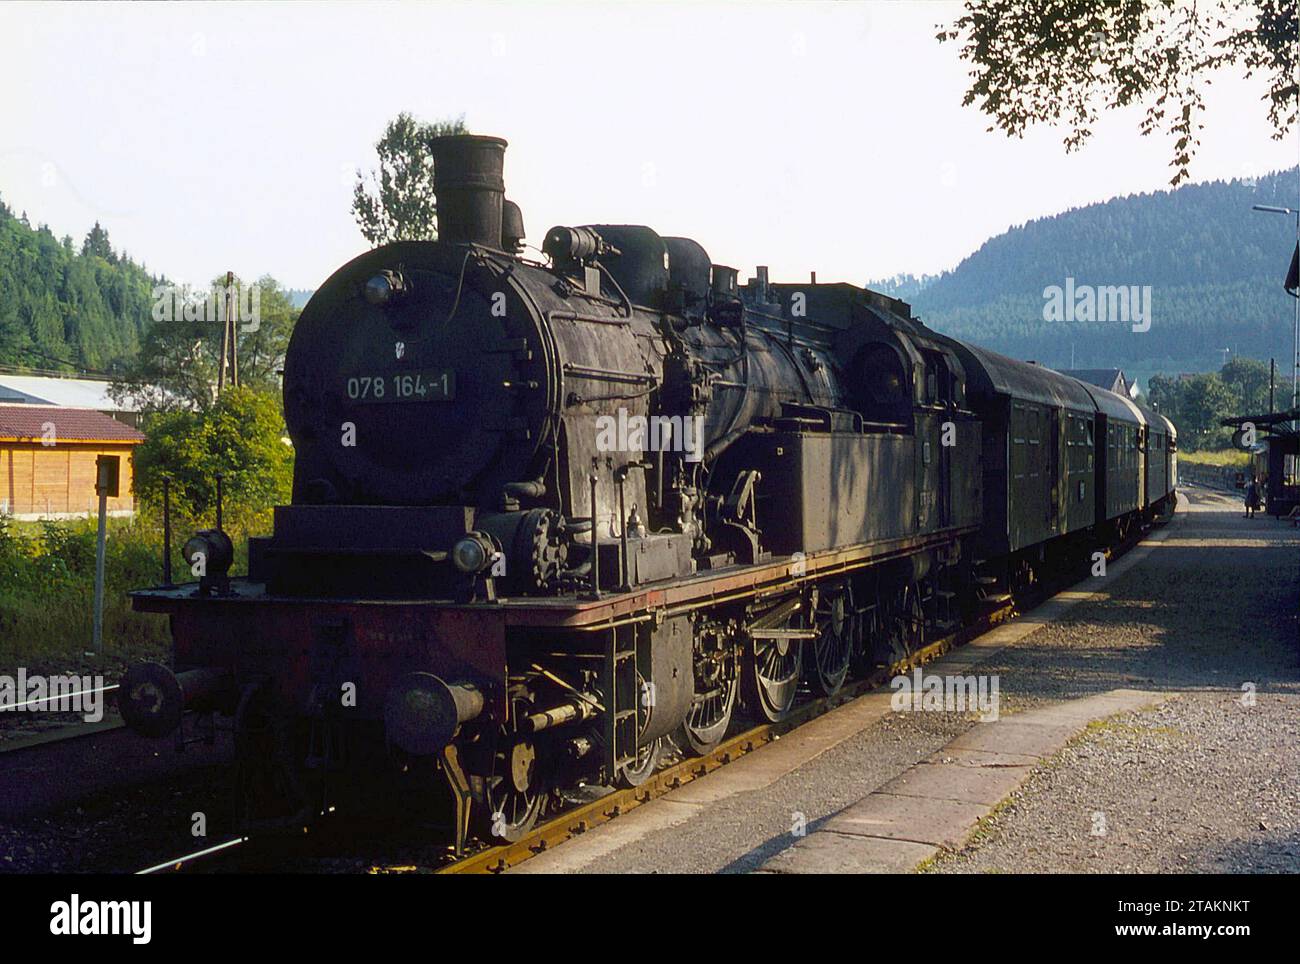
[1251,204,1300,426]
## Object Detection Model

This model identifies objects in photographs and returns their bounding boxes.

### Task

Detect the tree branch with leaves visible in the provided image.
[938,0,1298,185]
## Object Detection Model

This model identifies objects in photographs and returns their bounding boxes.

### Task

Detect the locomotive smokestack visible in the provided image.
[429,134,508,248]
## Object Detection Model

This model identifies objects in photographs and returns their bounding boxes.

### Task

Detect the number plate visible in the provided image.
[344,370,455,403]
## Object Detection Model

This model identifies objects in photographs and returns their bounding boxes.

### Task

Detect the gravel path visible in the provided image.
[927,486,1300,873]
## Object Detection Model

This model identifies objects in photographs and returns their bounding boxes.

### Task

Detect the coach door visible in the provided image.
[1010,400,1050,547]
[931,353,953,529]
[916,352,952,533]
[1049,408,1061,533]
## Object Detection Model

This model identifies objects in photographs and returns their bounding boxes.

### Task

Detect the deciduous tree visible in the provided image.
[110,274,299,413]
[351,112,467,246]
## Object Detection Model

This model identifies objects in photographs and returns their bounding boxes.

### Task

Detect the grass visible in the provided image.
[0,506,271,676]
[1178,449,1250,468]
[1083,717,1181,740]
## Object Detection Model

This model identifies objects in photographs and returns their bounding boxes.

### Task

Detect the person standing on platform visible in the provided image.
[1245,476,1262,518]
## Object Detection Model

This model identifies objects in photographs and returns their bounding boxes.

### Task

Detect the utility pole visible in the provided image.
[90,455,120,655]
[229,270,239,388]
[217,270,239,393]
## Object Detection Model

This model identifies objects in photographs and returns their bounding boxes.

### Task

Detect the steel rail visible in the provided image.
[425,600,1017,875]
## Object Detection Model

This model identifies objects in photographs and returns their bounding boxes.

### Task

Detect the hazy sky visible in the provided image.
[2,1,1296,291]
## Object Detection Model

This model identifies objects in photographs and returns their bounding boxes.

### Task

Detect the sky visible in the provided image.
[1,0,1297,292]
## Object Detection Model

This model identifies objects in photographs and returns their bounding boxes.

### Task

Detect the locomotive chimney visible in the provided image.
[429,134,509,248]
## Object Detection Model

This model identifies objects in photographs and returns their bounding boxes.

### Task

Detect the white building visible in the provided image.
[0,374,140,428]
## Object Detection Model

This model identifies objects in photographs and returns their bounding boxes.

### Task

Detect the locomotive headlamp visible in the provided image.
[182,529,234,579]
[451,532,494,573]
[364,270,407,307]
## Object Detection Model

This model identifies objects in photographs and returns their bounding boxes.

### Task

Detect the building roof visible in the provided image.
[0,404,145,443]
[1059,368,1135,397]
[0,374,129,411]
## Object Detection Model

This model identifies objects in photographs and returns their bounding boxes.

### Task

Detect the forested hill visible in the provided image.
[871,169,1300,381]
[0,195,159,374]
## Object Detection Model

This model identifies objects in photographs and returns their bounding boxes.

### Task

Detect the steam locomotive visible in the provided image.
[123,135,1177,853]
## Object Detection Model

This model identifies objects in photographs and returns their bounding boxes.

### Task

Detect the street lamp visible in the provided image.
[1251,203,1300,424]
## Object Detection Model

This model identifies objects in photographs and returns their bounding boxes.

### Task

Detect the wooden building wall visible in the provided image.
[0,442,138,517]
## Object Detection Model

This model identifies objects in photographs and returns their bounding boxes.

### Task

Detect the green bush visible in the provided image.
[0,514,172,664]
[133,386,292,532]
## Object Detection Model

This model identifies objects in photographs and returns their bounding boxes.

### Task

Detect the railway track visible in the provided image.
[0,683,123,757]
[136,836,250,875]
[136,600,1013,877]
[0,716,124,757]
[424,598,1016,874]
[0,717,125,753]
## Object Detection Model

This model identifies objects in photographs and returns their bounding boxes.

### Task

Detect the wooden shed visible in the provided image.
[0,405,145,519]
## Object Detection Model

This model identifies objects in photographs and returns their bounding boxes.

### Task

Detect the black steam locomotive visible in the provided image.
[123,135,1177,852]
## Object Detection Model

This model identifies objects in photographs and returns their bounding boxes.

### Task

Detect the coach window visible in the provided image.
[921,351,951,407]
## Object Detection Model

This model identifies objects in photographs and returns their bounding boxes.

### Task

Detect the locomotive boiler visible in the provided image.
[122,134,1175,852]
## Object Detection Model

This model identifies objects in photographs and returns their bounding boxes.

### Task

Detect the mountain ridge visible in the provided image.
[869,168,1300,382]
[0,197,160,375]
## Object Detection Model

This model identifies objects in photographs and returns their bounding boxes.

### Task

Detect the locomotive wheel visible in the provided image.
[615,667,665,786]
[902,583,925,657]
[849,587,881,677]
[743,607,806,723]
[874,582,925,668]
[677,631,739,756]
[615,736,663,788]
[482,693,544,842]
[678,675,737,756]
[807,583,854,697]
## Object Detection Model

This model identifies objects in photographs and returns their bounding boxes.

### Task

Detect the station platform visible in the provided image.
[759,689,1165,873]
[513,487,1300,874]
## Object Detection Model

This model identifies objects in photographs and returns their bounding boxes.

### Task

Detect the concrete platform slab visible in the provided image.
[756,687,1169,873]
[944,720,1079,757]
[926,746,1041,768]
[879,759,1032,806]
[659,692,898,805]
[822,791,987,847]
[760,831,935,874]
